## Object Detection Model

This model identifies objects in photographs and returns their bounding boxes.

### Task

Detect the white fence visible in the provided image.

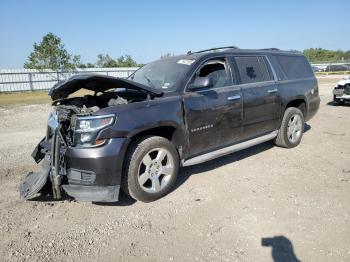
[0,68,138,92]
[1,63,349,93]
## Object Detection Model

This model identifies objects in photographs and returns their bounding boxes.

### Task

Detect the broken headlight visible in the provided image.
[74,114,115,147]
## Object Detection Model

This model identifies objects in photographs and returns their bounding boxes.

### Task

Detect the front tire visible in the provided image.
[122,136,179,202]
[274,107,304,148]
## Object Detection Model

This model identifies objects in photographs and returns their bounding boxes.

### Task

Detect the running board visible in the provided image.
[181,130,278,167]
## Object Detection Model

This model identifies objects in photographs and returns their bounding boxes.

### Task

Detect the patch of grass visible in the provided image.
[0,90,94,107]
[0,91,50,107]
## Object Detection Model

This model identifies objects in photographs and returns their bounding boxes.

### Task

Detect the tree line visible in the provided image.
[23,33,350,71]
[303,48,350,63]
[24,33,142,70]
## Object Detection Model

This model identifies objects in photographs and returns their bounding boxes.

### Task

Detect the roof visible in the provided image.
[159,47,303,63]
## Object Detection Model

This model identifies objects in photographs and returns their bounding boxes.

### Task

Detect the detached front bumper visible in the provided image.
[306,96,320,122]
[21,137,130,202]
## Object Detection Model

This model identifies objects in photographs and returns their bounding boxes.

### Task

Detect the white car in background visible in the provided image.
[333,76,350,104]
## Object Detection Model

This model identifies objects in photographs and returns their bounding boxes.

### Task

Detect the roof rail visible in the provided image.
[260,48,280,51]
[187,46,239,55]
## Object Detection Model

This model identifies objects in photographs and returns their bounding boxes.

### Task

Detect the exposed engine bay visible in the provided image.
[53,90,147,146]
[19,74,163,201]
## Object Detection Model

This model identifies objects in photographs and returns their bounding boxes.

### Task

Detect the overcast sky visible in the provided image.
[1,0,349,68]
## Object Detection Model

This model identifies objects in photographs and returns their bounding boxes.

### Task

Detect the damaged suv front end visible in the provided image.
[20,74,162,202]
[333,76,350,104]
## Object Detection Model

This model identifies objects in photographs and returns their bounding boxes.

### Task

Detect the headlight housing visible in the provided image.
[73,114,115,147]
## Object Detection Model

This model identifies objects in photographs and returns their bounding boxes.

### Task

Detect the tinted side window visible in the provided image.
[234,56,272,84]
[271,55,314,80]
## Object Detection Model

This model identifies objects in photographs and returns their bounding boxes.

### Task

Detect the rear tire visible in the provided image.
[274,107,304,148]
[122,136,179,202]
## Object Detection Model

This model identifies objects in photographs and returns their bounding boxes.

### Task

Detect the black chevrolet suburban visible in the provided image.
[20,47,320,203]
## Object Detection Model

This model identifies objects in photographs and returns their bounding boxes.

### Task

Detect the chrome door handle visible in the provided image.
[227,95,241,101]
[267,88,278,93]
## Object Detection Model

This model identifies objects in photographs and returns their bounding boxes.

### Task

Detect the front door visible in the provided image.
[183,57,243,157]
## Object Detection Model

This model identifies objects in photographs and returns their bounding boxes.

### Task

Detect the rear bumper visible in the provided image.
[306,96,320,122]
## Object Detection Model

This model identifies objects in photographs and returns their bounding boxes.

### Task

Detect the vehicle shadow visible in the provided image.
[174,124,311,192]
[261,235,301,262]
[326,101,350,107]
[30,192,137,206]
[29,181,72,202]
[30,192,73,202]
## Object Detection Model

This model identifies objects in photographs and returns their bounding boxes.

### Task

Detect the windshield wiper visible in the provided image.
[143,75,156,89]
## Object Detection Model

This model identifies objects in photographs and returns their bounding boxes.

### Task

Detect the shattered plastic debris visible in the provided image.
[19,157,50,200]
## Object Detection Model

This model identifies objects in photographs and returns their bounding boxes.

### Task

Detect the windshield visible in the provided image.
[129,58,195,90]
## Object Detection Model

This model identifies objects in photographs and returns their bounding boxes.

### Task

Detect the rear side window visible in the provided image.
[234,56,272,84]
[271,55,314,80]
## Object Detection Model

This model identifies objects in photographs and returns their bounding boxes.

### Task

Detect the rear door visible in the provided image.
[183,57,243,157]
[230,55,281,139]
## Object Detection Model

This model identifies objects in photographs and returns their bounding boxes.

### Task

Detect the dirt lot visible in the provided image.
[0,77,349,262]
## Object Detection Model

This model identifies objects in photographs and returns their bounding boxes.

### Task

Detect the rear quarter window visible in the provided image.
[271,55,314,80]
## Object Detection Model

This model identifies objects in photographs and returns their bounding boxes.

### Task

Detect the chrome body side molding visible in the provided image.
[182,130,278,167]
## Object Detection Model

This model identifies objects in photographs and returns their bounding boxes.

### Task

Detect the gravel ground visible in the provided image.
[0,77,349,262]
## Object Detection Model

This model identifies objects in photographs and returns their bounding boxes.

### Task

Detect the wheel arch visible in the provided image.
[283,97,307,117]
[121,125,184,197]
[127,124,186,158]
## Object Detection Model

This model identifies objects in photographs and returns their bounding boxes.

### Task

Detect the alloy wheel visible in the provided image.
[137,148,175,193]
[287,114,303,143]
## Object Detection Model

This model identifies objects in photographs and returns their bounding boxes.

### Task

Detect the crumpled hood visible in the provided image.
[48,74,163,100]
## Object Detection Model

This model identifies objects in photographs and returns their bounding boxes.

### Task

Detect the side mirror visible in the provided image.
[189,76,213,90]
